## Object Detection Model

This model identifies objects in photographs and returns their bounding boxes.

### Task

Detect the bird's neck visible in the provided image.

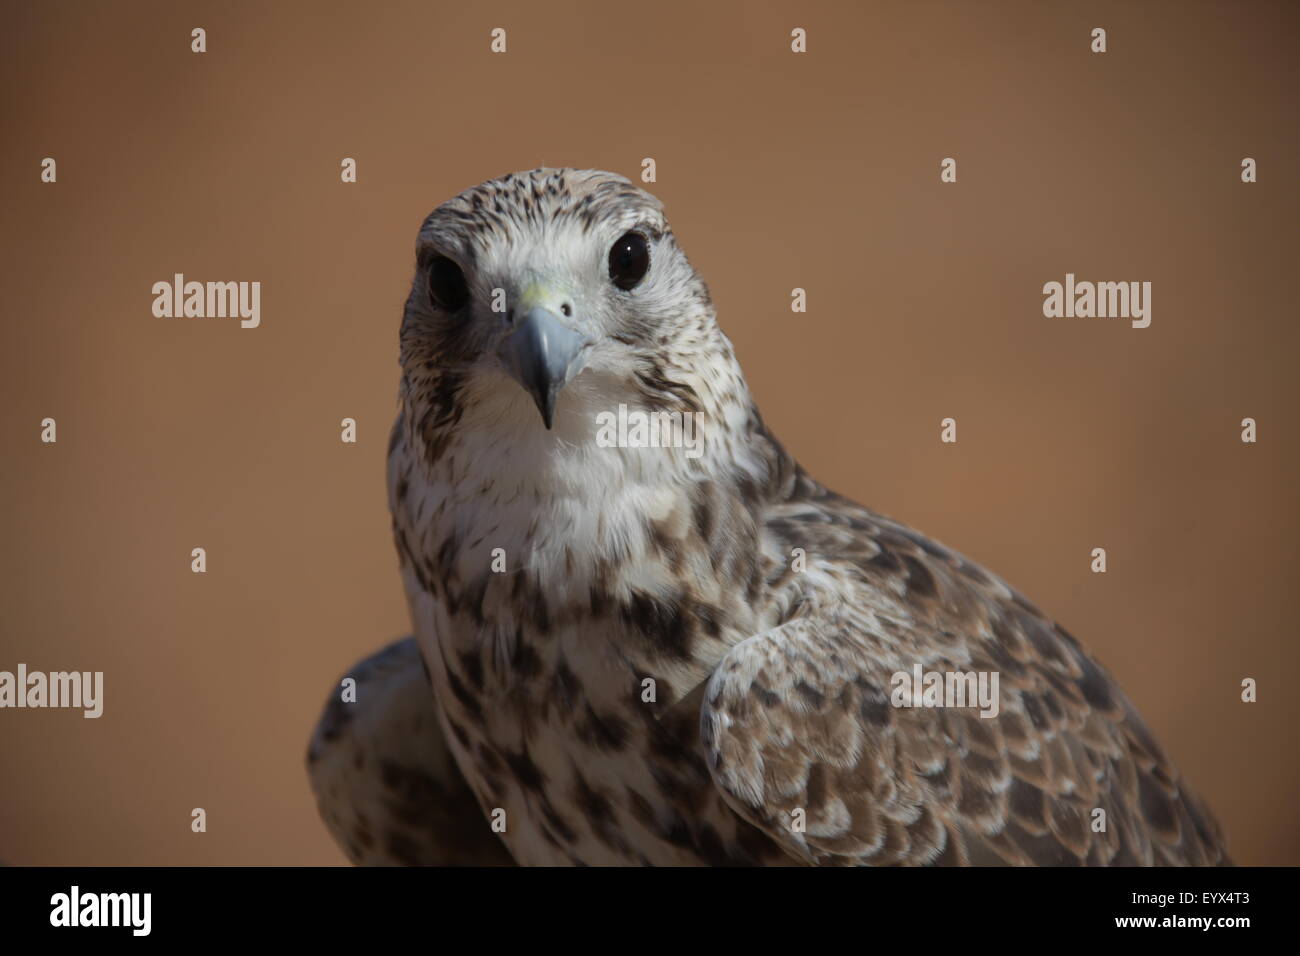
[392,357,796,633]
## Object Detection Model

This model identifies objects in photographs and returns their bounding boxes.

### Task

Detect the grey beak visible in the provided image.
[496,307,590,429]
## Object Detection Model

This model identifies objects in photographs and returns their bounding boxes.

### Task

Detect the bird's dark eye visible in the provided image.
[426,256,470,311]
[608,232,650,291]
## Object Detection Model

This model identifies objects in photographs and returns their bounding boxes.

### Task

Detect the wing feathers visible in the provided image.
[699,494,1231,866]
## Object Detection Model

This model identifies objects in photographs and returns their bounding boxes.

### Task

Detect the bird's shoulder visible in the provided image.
[698,479,1229,865]
[307,637,515,865]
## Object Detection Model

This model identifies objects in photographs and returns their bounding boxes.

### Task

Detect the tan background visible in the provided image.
[2,0,1297,866]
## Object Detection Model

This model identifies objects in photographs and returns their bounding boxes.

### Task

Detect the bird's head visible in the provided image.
[398,169,736,458]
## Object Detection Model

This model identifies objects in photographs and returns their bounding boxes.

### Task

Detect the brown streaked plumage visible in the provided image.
[308,168,1229,866]
[307,637,514,865]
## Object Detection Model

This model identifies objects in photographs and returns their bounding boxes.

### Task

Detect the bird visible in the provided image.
[307,168,1230,866]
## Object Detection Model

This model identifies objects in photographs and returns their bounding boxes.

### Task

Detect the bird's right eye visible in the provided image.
[426,256,470,312]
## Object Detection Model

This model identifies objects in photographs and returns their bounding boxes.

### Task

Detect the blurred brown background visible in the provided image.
[2,0,1297,866]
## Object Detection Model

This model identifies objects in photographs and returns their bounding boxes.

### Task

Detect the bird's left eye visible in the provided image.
[608,232,650,291]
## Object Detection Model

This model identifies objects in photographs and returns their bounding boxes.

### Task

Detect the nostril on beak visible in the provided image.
[560,303,572,317]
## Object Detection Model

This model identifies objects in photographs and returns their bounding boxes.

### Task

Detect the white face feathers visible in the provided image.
[399,169,725,441]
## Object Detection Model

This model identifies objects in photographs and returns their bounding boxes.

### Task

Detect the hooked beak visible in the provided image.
[496,307,591,429]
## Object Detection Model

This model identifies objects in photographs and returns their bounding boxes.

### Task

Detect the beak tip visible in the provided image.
[500,307,587,431]
[539,388,558,429]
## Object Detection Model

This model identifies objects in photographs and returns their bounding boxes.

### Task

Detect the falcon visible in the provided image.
[308,168,1229,866]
